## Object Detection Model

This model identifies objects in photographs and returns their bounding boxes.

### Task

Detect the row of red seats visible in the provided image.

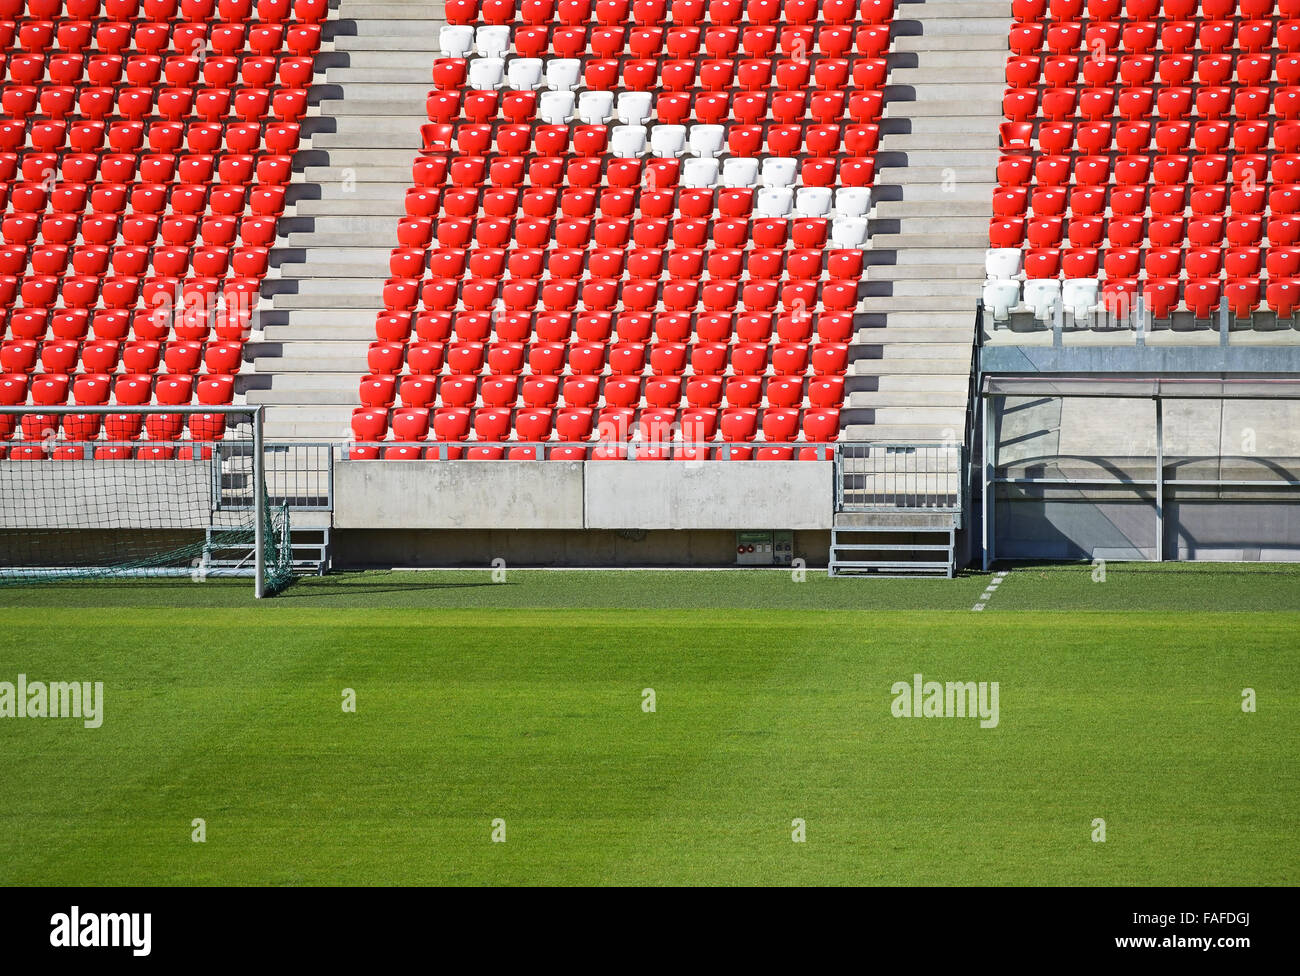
[506,25,880,60]
[0,20,320,55]
[359,373,845,410]
[0,53,317,86]
[4,180,285,212]
[2,83,309,121]
[0,370,235,402]
[1010,20,1300,57]
[1089,274,1300,314]
[0,0,326,21]
[1005,52,1300,86]
[994,182,1300,214]
[364,340,851,378]
[351,403,844,445]
[387,246,865,281]
[346,443,832,460]
[998,151,1299,184]
[0,273,259,310]
[1,336,242,372]
[373,308,850,342]
[1,242,268,273]
[444,0,891,28]
[377,276,861,314]
[2,213,277,245]
[1002,117,1300,153]
[991,213,1300,246]
[0,119,301,152]
[1014,243,1300,274]
[1,442,231,460]
[430,54,888,92]
[1013,0,1300,19]
[1,150,290,183]
[1005,85,1300,124]
[399,216,848,250]
[428,89,884,126]
[3,301,250,333]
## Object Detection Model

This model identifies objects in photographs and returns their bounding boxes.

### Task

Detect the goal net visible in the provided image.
[0,406,292,597]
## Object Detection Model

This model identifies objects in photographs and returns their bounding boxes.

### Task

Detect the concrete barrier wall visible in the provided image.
[0,460,217,530]
[333,460,834,531]
[584,461,833,529]
[333,460,585,529]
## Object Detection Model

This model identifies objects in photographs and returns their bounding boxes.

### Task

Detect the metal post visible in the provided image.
[253,406,266,599]
[1154,395,1164,563]
[982,392,995,571]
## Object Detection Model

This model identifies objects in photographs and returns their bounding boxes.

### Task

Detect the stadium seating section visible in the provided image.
[349,0,893,460]
[0,0,324,458]
[985,0,1300,326]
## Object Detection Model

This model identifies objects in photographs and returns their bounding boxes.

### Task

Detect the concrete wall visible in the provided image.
[333,460,835,531]
[584,461,832,530]
[0,460,223,530]
[333,460,585,529]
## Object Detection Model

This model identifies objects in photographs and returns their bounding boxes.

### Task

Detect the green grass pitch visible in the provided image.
[0,564,1296,886]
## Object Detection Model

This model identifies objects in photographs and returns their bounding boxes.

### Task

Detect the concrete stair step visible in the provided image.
[247,388,360,405]
[303,164,411,183]
[864,313,977,333]
[294,197,407,216]
[856,324,975,340]
[870,231,990,248]
[875,200,992,218]
[318,98,430,117]
[893,36,1010,54]
[868,270,986,288]
[322,51,440,69]
[273,293,381,309]
[886,66,1004,84]
[849,390,968,407]
[858,294,983,312]
[875,373,972,392]
[844,423,966,441]
[854,353,974,369]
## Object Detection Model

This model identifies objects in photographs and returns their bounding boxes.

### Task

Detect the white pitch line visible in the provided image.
[972,571,1009,612]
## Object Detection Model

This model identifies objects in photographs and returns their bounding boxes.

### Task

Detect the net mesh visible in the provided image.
[0,409,292,594]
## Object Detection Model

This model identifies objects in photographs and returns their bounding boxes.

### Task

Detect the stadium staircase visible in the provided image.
[830,0,1004,576]
[244,0,432,440]
[851,0,1004,444]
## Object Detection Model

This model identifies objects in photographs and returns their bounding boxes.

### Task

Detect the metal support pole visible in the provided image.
[982,393,995,571]
[1154,396,1164,563]
[253,406,266,599]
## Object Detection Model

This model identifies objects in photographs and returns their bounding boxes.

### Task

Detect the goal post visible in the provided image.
[0,404,292,597]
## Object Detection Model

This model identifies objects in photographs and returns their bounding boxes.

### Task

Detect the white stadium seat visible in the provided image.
[538,91,574,124]
[506,58,543,90]
[467,57,504,90]
[982,279,1021,321]
[1063,278,1100,322]
[1023,279,1062,320]
[985,248,1023,280]
[544,59,581,91]
[475,26,511,58]
[439,25,473,58]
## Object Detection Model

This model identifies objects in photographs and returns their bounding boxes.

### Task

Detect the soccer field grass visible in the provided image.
[0,564,1296,886]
